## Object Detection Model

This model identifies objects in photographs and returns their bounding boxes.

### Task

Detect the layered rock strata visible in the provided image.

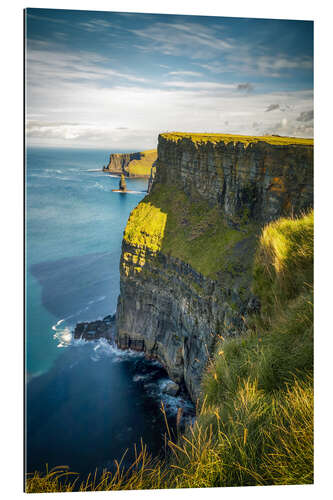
[116,133,314,401]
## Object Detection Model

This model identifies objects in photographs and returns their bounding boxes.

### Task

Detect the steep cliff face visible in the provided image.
[116,133,313,401]
[157,133,313,225]
[103,149,157,178]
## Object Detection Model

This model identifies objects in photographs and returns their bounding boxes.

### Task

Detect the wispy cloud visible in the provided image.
[27,13,68,24]
[131,22,234,59]
[167,70,203,78]
[195,54,313,79]
[27,44,147,89]
[163,81,235,90]
[78,19,118,32]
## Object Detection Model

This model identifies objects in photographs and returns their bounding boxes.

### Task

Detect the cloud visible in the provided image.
[131,22,234,59]
[296,110,314,122]
[26,44,147,88]
[265,104,280,112]
[163,81,235,90]
[26,80,313,148]
[257,54,313,74]
[27,13,68,24]
[167,71,203,77]
[78,19,118,32]
[25,38,313,148]
[193,62,225,73]
[202,53,313,79]
[237,83,254,92]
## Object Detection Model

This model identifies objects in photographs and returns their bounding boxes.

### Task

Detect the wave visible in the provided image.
[83,181,110,192]
[89,338,144,363]
[88,295,106,305]
[53,326,73,348]
[51,296,107,329]
[49,328,195,420]
[83,169,104,172]
[29,169,63,178]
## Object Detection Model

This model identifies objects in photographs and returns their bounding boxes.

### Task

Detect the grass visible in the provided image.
[161,132,314,147]
[253,210,313,317]
[127,149,157,177]
[124,184,255,278]
[26,210,313,492]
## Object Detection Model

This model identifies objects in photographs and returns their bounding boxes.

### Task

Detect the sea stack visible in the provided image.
[119,174,127,191]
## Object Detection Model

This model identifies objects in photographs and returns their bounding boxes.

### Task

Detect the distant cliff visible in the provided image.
[116,132,313,401]
[103,149,157,178]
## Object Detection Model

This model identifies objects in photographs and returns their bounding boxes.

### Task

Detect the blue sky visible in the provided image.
[26,8,313,149]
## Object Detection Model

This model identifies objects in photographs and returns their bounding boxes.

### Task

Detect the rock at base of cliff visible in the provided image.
[74,314,115,341]
[162,381,180,397]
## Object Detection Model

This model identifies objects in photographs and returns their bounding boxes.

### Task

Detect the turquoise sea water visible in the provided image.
[25,148,193,476]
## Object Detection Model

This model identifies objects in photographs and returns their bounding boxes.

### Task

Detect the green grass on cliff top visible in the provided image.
[123,184,255,278]
[127,149,157,176]
[161,132,313,147]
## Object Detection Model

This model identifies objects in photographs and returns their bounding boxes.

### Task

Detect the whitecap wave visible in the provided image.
[88,338,144,363]
[53,326,73,348]
[84,169,104,172]
[52,318,65,331]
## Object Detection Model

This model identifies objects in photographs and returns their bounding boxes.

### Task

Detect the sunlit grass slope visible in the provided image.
[127,149,157,176]
[26,210,313,491]
[124,183,256,277]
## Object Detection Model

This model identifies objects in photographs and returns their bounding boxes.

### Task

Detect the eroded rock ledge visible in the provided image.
[116,133,314,401]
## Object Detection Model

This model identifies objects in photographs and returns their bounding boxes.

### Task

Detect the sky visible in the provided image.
[25,8,313,149]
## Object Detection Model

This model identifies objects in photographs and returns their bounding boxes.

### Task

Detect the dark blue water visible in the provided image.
[25,148,193,477]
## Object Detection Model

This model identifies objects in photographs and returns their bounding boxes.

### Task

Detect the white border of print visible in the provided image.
[1,1,330,499]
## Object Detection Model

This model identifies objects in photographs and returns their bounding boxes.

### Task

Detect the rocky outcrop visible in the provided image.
[74,315,115,341]
[103,149,157,178]
[116,133,314,401]
[162,381,180,397]
[147,162,157,193]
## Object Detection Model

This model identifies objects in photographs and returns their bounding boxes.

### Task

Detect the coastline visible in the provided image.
[111,189,147,194]
[103,170,150,179]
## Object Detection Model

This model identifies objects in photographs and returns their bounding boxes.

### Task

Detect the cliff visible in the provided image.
[103,149,157,178]
[116,132,313,401]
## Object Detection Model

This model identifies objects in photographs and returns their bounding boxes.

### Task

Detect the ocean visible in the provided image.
[25,147,193,477]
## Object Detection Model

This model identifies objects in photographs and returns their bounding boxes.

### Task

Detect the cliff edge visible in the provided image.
[116,132,313,400]
[103,149,157,178]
